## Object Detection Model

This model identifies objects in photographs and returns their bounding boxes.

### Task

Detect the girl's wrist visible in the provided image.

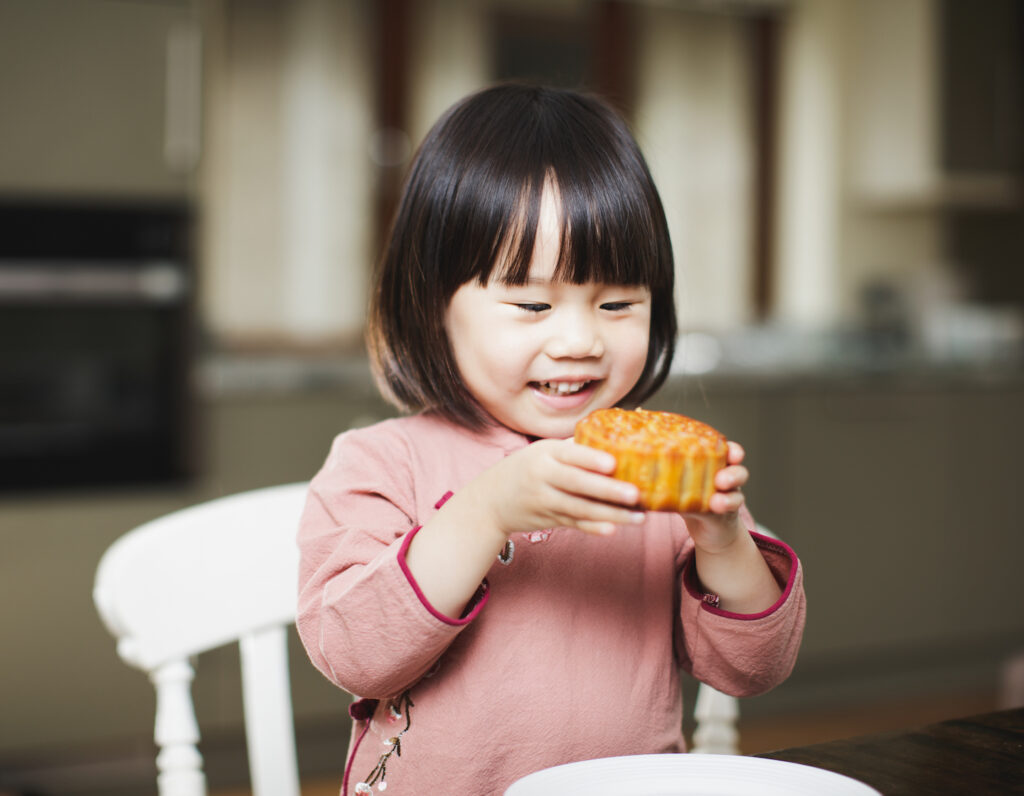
[692,528,782,613]
[686,513,746,555]
[451,475,516,548]
[471,465,530,540]
[404,485,514,618]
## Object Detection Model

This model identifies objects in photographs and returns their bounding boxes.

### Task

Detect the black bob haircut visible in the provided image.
[367,83,677,430]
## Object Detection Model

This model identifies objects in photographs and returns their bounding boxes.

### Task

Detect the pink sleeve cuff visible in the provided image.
[397,525,490,626]
[682,530,799,621]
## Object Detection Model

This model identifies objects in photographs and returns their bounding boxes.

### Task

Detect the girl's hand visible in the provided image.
[406,438,644,618]
[681,441,749,553]
[681,441,783,613]
[472,438,646,538]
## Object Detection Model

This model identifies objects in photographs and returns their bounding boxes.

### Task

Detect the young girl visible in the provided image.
[297,83,805,795]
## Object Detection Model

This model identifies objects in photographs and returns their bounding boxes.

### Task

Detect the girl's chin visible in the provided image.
[519,411,596,440]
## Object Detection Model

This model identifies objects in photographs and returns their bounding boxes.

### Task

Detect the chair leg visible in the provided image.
[151,659,207,796]
[240,627,301,796]
[692,684,740,755]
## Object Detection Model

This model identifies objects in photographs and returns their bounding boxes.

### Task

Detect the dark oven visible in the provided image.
[0,200,194,491]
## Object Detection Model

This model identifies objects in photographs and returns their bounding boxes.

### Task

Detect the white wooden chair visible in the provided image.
[93,482,743,796]
[93,482,310,796]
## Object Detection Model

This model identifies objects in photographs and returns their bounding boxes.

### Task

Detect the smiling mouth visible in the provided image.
[533,380,594,396]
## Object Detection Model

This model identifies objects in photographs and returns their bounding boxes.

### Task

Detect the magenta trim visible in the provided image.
[684,530,798,621]
[434,490,454,509]
[397,526,490,626]
[342,708,373,794]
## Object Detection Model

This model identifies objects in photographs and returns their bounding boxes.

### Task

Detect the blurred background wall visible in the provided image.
[1,0,1022,794]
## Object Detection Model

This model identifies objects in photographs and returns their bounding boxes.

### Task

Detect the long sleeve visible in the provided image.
[674,520,806,697]
[296,423,487,699]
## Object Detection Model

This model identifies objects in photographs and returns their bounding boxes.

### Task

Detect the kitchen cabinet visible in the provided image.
[939,0,1024,306]
[940,0,1023,176]
[0,0,200,198]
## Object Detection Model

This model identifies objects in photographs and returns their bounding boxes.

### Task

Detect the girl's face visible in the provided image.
[444,187,652,439]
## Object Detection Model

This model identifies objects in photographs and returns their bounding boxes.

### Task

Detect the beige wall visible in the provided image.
[199,0,374,348]
[635,7,756,332]
[0,0,198,197]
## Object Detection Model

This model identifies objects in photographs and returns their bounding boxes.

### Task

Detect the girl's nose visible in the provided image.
[547,312,605,359]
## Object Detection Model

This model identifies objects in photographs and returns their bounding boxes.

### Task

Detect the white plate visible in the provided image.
[504,754,882,796]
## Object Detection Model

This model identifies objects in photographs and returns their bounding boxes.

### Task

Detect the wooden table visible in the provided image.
[758,708,1024,795]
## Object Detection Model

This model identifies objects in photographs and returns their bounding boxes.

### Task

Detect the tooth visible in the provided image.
[536,381,589,395]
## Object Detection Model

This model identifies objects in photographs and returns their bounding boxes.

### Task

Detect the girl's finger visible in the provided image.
[708,490,745,515]
[715,464,749,492]
[546,454,639,506]
[576,519,619,536]
[550,490,646,528]
[562,440,618,474]
[726,441,745,465]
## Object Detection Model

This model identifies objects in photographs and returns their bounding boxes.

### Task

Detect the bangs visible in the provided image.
[486,170,666,289]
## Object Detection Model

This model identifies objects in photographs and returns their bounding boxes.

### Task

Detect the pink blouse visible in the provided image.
[297,412,806,795]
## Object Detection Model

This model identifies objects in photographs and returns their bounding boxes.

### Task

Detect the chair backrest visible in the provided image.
[94,482,310,796]
[94,482,742,796]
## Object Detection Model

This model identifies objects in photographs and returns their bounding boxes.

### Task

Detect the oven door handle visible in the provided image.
[0,261,187,304]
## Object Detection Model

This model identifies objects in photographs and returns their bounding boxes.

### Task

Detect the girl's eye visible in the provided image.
[600,301,634,312]
[514,303,551,313]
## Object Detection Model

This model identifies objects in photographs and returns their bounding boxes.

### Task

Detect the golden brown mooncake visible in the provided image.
[574,407,728,512]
